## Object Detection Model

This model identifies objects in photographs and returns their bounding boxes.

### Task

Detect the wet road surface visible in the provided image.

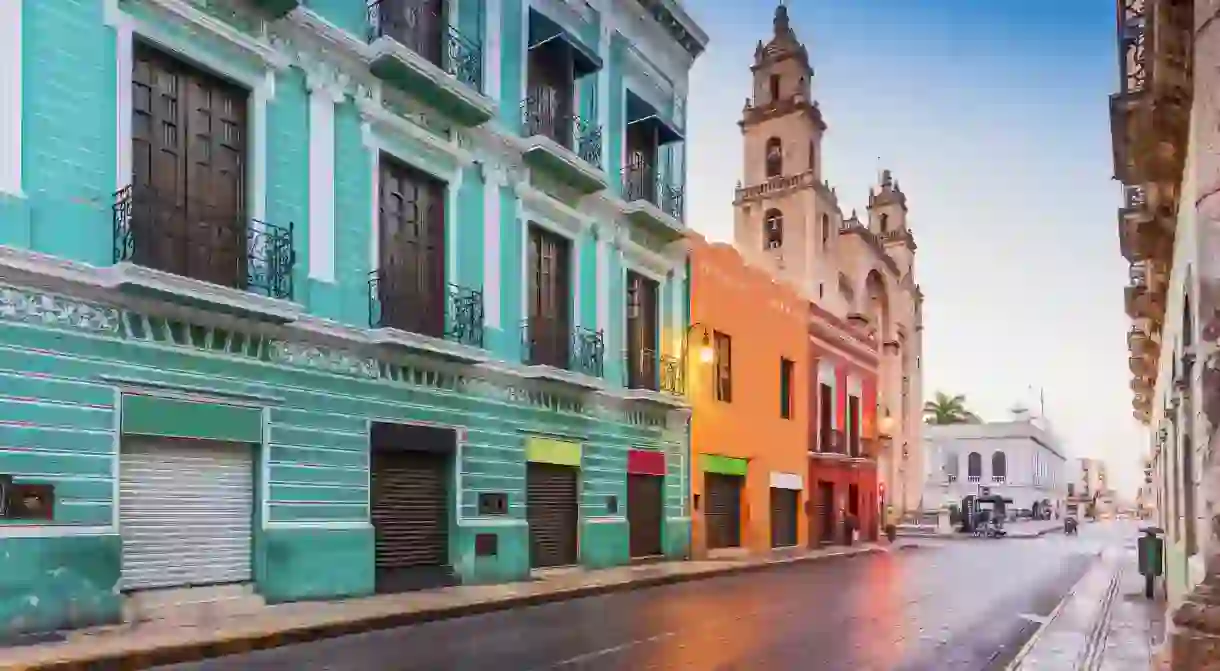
[163,525,1126,671]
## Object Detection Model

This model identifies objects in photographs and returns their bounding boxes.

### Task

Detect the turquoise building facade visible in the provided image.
[0,0,707,635]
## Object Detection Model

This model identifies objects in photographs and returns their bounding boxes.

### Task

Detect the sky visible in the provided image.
[678,0,1146,497]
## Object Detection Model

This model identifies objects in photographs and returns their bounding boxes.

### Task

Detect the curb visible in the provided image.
[900,526,1064,541]
[9,547,884,671]
[1004,549,1106,671]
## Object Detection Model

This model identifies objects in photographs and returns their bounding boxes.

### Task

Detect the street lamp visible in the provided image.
[684,323,714,370]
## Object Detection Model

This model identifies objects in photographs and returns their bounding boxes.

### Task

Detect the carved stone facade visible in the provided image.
[731,5,925,518]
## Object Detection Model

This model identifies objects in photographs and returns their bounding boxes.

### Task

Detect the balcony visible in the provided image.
[1110,0,1147,183]
[520,319,605,386]
[967,475,982,484]
[1128,326,1155,355]
[108,185,301,322]
[1117,185,1165,263]
[619,162,685,242]
[991,476,1006,484]
[518,95,606,194]
[367,270,486,361]
[365,0,495,126]
[622,348,685,405]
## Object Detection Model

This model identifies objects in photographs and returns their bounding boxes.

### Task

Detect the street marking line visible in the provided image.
[1017,613,1050,625]
[539,631,679,668]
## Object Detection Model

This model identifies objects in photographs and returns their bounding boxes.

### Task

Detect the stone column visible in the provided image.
[1170,2,1220,667]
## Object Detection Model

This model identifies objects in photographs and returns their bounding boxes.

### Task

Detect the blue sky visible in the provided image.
[680,1,1144,496]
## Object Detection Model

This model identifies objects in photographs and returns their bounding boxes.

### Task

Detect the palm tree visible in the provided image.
[923,391,982,425]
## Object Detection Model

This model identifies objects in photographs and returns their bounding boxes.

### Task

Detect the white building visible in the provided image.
[921,407,1067,517]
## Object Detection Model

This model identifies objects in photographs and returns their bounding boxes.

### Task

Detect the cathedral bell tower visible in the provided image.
[732,3,835,294]
[867,169,917,278]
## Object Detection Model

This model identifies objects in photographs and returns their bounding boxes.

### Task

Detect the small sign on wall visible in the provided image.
[0,476,55,521]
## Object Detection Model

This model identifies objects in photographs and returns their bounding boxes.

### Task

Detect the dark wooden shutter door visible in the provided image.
[626,272,659,389]
[527,462,578,568]
[379,158,446,337]
[371,450,450,589]
[628,474,663,558]
[528,227,571,368]
[129,45,246,289]
[770,488,798,548]
[705,473,741,549]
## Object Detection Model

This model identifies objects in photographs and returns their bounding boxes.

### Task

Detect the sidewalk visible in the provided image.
[0,543,888,671]
[1007,544,1166,670]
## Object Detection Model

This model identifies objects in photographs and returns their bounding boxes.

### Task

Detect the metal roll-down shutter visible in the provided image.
[527,462,579,568]
[770,487,799,548]
[705,473,742,549]
[119,437,254,591]
[628,474,664,558]
[371,450,450,590]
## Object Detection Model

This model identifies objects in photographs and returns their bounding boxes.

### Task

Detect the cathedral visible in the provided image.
[731,5,926,521]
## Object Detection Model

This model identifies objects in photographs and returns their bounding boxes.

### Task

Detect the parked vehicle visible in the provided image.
[1064,516,1078,535]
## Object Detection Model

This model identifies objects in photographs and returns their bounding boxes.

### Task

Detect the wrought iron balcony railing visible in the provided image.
[967,475,982,484]
[520,93,603,167]
[521,318,604,377]
[368,270,485,348]
[625,348,683,395]
[1118,0,1147,96]
[1124,184,1146,210]
[112,185,295,300]
[992,475,1006,484]
[622,162,684,221]
[366,0,484,92]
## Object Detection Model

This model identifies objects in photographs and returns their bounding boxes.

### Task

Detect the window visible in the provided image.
[821,214,830,246]
[809,141,816,170]
[713,331,732,402]
[967,452,982,480]
[769,74,781,102]
[764,209,783,249]
[526,225,572,368]
[780,358,794,419]
[626,271,659,390]
[880,213,890,233]
[1184,427,1197,555]
[991,452,1007,483]
[818,383,833,452]
[765,138,783,178]
[847,395,860,456]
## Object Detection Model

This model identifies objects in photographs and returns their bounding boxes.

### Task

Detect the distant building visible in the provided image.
[1065,457,1109,518]
[921,406,1066,518]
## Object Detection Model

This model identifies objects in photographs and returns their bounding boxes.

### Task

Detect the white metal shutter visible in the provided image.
[119,437,254,591]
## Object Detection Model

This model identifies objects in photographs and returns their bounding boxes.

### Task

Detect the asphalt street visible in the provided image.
[161,523,1133,671]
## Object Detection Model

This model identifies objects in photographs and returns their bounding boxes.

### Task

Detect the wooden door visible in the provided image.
[379,156,446,337]
[527,225,571,367]
[626,271,659,389]
[130,45,246,288]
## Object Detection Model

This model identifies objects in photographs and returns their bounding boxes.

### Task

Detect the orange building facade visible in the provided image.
[687,234,810,557]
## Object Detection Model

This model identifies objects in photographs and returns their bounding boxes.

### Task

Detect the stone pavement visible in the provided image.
[0,543,887,671]
[1007,541,1166,670]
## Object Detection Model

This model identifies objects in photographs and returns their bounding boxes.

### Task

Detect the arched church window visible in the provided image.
[880,213,890,233]
[765,138,783,178]
[821,213,830,246]
[769,74,781,103]
[764,209,783,249]
[809,141,816,170]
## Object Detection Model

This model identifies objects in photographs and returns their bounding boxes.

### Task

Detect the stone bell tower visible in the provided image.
[732,3,836,294]
[868,169,916,278]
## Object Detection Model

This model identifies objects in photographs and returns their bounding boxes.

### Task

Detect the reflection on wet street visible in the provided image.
[163,524,1127,671]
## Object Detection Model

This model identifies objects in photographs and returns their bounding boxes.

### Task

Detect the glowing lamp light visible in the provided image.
[697,333,713,364]
[878,413,895,438]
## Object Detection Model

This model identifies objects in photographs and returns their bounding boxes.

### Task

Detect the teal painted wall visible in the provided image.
[23,0,115,264]
[305,0,369,37]
[7,0,698,635]
[0,286,684,633]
